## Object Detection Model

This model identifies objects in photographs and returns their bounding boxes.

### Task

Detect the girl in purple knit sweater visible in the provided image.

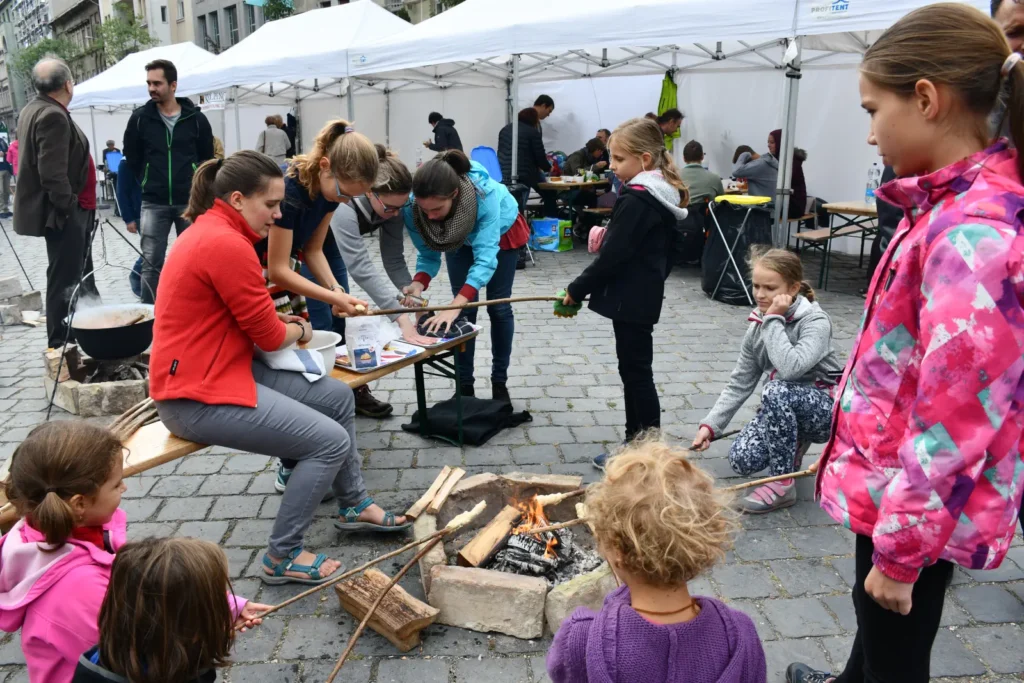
[547,440,767,683]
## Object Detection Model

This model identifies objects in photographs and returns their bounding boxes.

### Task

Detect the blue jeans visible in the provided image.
[139,202,190,304]
[444,245,518,385]
[301,235,349,338]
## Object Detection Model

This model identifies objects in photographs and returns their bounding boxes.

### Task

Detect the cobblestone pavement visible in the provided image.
[0,212,1022,682]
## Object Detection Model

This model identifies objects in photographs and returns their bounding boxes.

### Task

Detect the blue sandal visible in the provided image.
[261,547,336,586]
[334,497,412,534]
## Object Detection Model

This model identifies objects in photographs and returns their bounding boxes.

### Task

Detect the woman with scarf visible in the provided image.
[401,150,529,405]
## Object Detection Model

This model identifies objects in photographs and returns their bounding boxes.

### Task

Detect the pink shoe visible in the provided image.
[739,479,796,514]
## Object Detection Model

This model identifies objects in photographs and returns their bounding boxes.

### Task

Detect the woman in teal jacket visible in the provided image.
[402,150,528,404]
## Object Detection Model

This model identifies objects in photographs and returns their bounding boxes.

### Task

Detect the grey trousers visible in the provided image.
[156,361,367,558]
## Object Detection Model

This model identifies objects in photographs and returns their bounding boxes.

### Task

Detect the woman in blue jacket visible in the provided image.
[402,150,528,404]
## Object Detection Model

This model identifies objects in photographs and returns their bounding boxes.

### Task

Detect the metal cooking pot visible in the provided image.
[66,304,155,360]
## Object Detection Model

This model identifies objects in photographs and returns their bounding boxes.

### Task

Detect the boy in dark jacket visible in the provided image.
[123,58,213,305]
[563,118,688,468]
[425,112,463,152]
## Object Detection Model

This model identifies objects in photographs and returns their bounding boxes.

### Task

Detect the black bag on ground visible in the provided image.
[402,396,533,447]
[701,201,773,305]
[673,201,708,267]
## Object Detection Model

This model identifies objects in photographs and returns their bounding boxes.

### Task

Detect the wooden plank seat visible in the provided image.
[795,224,869,243]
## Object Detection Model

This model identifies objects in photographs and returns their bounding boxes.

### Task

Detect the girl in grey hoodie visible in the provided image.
[692,248,842,513]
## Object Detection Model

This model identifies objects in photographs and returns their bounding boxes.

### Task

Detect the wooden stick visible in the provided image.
[426,467,465,514]
[326,537,443,682]
[527,518,587,535]
[722,467,816,492]
[256,501,487,621]
[359,295,584,318]
[404,466,452,520]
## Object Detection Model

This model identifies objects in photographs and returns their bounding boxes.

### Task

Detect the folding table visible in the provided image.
[708,195,772,306]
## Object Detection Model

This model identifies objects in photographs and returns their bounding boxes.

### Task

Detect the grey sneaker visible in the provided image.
[738,479,797,514]
[786,663,834,683]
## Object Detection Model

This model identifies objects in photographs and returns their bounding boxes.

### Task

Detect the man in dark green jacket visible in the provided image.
[123,59,213,304]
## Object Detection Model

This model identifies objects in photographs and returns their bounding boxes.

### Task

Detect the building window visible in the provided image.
[224,4,238,45]
[208,10,219,47]
[160,5,167,21]
[244,2,256,34]
[177,0,184,21]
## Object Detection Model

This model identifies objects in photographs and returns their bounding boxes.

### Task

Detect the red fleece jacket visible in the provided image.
[150,199,286,406]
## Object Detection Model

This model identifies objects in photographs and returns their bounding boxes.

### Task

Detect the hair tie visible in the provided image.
[1002,52,1022,78]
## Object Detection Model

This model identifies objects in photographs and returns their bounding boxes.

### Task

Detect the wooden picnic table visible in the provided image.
[0,332,478,531]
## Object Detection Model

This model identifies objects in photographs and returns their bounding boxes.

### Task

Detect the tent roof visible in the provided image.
[70,42,215,110]
[179,1,411,97]
[348,0,987,83]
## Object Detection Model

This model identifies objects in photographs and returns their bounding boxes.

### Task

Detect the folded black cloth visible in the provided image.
[416,311,476,339]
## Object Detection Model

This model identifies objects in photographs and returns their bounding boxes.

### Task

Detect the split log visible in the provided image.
[456,504,520,567]
[405,466,453,520]
[426,467,465,515]
[334,568,439,652]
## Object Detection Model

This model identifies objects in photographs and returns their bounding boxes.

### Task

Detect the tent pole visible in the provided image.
[510,54,520,185]
[233,87,242,154]
[347,79,355,121]
[385,88,391,148]
[774,38,801,247]
[89,107,98,164]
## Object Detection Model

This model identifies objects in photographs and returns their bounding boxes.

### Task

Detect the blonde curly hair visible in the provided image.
[586,438,737,587]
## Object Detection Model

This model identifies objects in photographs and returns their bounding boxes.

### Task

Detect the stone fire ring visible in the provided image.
[412,472,617,640]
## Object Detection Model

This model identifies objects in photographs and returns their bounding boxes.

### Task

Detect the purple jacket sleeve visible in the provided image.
[546,611,593,683]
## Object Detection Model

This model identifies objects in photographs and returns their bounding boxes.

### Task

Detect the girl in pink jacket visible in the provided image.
[0,422,261,682]
[788,5,1024,683]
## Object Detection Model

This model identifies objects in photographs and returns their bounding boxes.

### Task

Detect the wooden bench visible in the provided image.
[0,334,478,531]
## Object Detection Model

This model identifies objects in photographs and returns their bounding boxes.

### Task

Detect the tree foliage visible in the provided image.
[96,17,157,67]
[11,37,77,78]
[263,0,294,22]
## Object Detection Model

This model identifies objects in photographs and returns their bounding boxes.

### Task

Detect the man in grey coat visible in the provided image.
[14,57,99,347]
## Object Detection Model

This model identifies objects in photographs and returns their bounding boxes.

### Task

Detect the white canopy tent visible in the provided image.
[347,0,987,229]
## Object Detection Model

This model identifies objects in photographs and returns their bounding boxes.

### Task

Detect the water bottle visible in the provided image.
[865,163,881,206]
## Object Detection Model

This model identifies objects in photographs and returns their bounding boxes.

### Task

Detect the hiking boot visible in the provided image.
[354,385,393,418]
[275,464,335,501]
[785,663,834,683]
[492,382,511,405]
[738,479,797,514]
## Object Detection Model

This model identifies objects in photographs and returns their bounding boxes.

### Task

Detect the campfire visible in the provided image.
[457,492,602,585]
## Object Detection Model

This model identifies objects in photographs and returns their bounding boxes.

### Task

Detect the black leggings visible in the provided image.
[613,320,660,441]
[835,535,954,683]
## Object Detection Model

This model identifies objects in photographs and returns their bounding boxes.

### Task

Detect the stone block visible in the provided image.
[0,275,22,301]
[413,513,446,594]
[544,563,616,635]
[428,565,548,639]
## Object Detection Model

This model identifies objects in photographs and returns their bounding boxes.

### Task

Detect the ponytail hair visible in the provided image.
[862,3,1023,179]
[412,149,472,199]
[748,245,816,302]
[289,119,378,198]
[373,144,413,195]
[610,118,689,206]
[4,422,122,547]
[183,150,283,221]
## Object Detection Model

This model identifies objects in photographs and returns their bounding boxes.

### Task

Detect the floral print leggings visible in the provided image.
[729,380,834,478]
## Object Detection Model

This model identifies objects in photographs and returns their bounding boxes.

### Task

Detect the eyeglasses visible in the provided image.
[372,192,411,214]
[333,178,358,201]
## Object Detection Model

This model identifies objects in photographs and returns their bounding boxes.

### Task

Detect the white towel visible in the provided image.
[256,347,327,382]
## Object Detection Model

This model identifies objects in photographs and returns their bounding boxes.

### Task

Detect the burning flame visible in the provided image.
[511,495,559,559]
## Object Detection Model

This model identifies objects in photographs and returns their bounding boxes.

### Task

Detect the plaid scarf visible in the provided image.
[411,176,478,252]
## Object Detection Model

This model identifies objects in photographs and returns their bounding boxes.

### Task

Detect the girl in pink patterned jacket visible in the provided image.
[788,5,1024,683]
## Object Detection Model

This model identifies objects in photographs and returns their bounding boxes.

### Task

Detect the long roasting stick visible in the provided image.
[256,499,487,622]
[255,501,487,621]
[325,537,444,683]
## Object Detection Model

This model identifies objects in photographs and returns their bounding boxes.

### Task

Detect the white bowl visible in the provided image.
[295,330,342,371]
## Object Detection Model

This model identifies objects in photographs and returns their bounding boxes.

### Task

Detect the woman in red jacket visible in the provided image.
[150,151,409,587]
